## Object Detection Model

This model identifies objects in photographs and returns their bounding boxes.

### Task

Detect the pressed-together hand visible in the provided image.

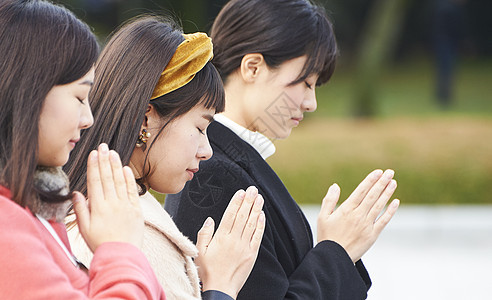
[72,143,144,252]
[195,186,266,299]
[317,169,400,263]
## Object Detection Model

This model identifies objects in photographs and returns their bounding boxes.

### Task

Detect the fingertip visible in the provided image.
[255,194,264,208]
[109,150,121,163]
[246,186,258,197]
[259,211,265,224]
[123,166,134,176]
[371,169,384,179]
[327,183,340,195]
[203,216,214,227]
[391,199,400,209]
[71,191,83,203]
[384,169,395,179]
[236,189,246,200]
[99,143,109,153]
[389,179,397,189]
[72,192,88,209]
[89,150,98,162]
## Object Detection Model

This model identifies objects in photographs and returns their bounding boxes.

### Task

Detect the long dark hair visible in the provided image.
[0,0,98,206]
[210,0,338,86]
[65,16,225,195]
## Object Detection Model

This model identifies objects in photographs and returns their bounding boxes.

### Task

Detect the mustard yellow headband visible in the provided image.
[150,32,213,100]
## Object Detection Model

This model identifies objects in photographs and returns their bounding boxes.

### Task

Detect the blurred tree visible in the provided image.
[352,0,409,117]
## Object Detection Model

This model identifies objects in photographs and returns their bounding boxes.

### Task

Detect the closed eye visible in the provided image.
[197,127,205,135]
[304,81,313,89]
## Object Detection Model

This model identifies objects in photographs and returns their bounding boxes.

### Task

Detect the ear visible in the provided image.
[239,53,266,83]
[141,104,156,129]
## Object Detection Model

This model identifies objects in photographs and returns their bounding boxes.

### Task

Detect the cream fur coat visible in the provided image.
[67,192,201,299]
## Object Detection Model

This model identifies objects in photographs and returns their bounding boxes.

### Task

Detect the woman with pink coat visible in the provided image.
[0,0,164,298]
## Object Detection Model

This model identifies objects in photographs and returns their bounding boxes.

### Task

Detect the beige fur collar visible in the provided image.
[140,192,198,258]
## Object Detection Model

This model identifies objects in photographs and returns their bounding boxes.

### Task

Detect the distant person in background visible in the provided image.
[433,0,467,108]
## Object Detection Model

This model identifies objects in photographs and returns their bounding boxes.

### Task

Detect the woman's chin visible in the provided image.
[38,156,69,168]
[155,183,186,195]
[269,127,293,140]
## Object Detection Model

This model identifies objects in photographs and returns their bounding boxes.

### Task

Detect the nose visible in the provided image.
[302,88,317,112]
[197,134,213,161]
[80,101,94,129]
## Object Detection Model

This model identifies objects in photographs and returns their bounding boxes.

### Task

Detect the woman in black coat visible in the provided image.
[165,0,400,299]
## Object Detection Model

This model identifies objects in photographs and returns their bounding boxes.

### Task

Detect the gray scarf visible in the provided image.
[32,166,72,222]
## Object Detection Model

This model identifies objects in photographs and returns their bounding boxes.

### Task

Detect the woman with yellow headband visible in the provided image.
[65,17,265,300]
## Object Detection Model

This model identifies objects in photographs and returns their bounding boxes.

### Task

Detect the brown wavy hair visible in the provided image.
[65,16,225,196]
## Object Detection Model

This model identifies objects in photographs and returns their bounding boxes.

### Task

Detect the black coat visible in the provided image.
[165,121,371,300]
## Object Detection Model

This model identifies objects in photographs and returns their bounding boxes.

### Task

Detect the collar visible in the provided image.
[214,114,276,160]
[0,185,11,199]
[140,192,198,257]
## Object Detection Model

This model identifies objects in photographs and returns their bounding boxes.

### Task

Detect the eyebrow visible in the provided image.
[202,114,214,123]
[80,80,93,87]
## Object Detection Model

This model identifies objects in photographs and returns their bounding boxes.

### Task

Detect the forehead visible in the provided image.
[188,104,214,115]
[270,56,319,83]
[174,105,215,123]
[78,67,95,83]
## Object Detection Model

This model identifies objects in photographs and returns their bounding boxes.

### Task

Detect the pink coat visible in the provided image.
[69,192,201,300]
[0,185,166,300]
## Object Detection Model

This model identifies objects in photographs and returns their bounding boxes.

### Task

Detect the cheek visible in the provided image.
[146,133,198,192]
[285,87,305,106]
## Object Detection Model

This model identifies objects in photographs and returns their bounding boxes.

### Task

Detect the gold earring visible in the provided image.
[136,129,151,148]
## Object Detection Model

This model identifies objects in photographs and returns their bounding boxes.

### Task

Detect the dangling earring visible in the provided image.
[136,128,151,148]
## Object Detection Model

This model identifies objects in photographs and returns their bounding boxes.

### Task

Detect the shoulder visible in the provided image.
[0,195,41,235]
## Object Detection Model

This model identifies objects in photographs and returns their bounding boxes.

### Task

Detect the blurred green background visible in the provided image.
[57,0,492,205]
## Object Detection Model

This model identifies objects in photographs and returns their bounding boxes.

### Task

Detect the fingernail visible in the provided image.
[255,195,264,206]
[389,179,397,189]
[71,192,81,203]
[99,143,109,154]
[372,169,383,179]
[203,217,213,227]
[90,151,98,161]
[110,151,119,162]
[259,211,265,223]
[247,186,258,197]
[329,183,339,193]
[237,190,246,199]
[391,199,400,208]
[385,169,395,179]
[123,166,134,176]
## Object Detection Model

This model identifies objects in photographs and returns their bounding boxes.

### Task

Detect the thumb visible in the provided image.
[319,184,340,217]
[196,217,215,255]
[72,192,90,238]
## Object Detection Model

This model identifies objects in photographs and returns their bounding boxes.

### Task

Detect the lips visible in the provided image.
[186,168,199,180]
[291,116,303,126]
[69,138,80,148]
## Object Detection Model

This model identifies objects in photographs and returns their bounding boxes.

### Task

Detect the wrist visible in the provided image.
[202,281,238,299]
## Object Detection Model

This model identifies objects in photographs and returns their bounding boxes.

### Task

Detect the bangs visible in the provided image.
[151,61,225,119]
[290,7,338,86]
[194,62,225,113]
